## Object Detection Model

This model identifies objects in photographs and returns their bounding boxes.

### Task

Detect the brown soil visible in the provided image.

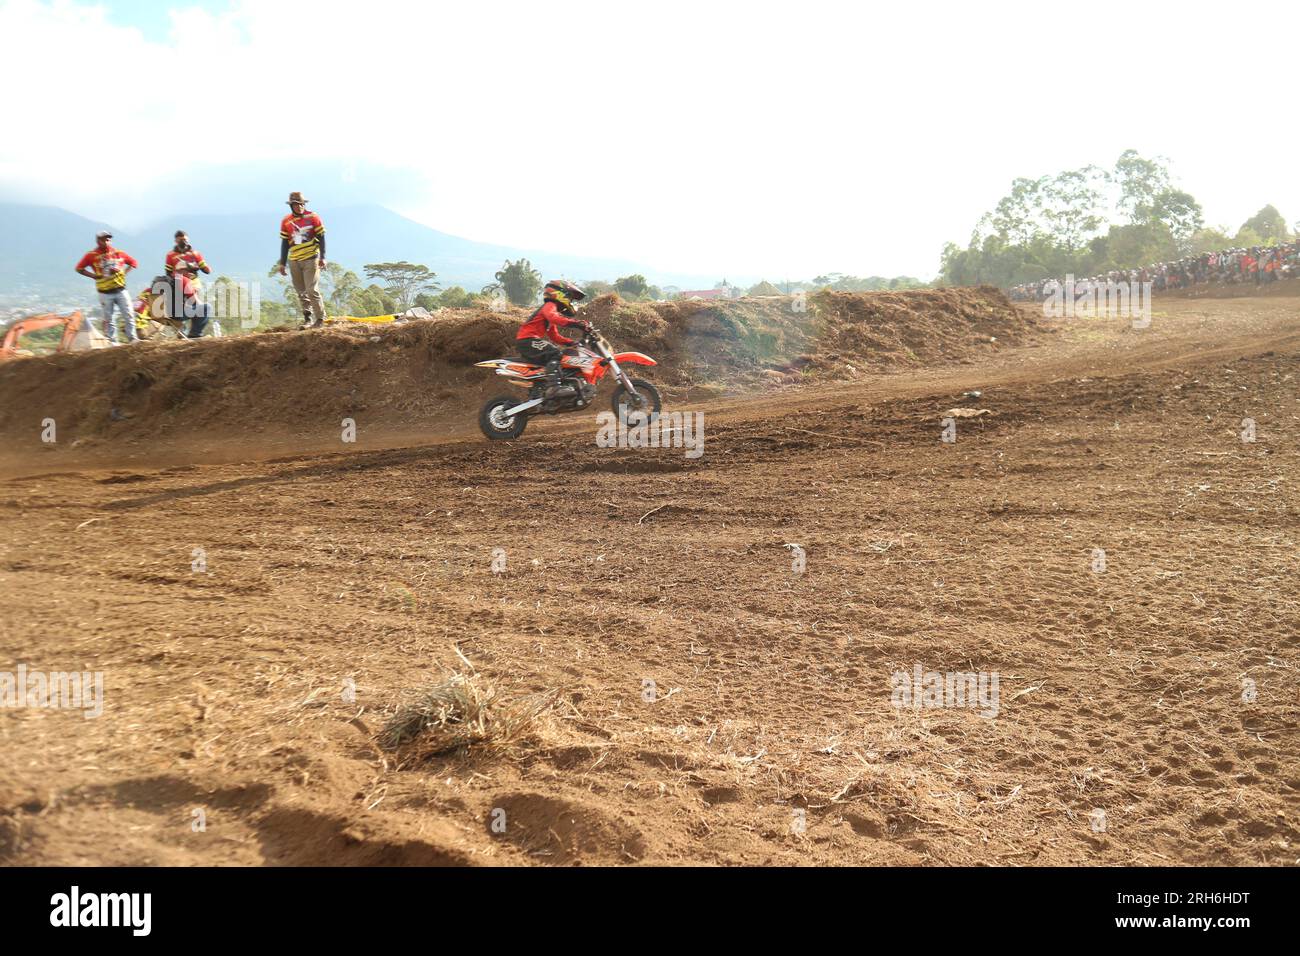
[1,290,1297,866]
[0,287,1035,465]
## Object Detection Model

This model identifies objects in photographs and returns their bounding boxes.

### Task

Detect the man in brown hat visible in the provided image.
[277,191,327,328]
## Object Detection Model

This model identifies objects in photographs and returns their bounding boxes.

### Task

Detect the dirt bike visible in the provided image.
[142,314,223,341]
[474,326,661,440]
[137,276,223,340]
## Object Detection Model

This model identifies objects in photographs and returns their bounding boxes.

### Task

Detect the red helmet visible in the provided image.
[543,279,585,316]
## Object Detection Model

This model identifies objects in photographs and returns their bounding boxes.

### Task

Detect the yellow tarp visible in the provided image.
[326,314,402,325]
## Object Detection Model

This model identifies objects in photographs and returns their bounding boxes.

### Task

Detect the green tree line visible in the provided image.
[214,258,933,333]
[939,150,1295,287]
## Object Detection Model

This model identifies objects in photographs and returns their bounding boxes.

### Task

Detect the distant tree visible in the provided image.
[486,258,542,307]
[1238,205,1289,244]
[984,178,1044,247]
[435,286,474,309]
[1233,226,1265,249]
[362,261,439,309]
[614,274,649,299]
[1039,166,1108,251]
[250,298,297,330]
[350,284,399,317]
[809,274,928,292]
[1112,151,1202,249]
[322,264,363,314]
[1148,188,1203,250]
[1189,226,1234,254]
[939,151,1208,286]
[1113,149,1173,223]
[1087,222,1179,273]
[583,279,615,296]
[975,166,1108,254]
[266,262,304,310]
[938,232,1054,288]
[207,274,254,331]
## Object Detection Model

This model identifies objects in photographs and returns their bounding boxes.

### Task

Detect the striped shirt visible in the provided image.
[280,211,325,262]
[76,247,139,292]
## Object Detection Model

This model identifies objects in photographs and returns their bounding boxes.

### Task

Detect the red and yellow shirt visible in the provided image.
[165,248,207,277]
[76,246,139,292]
[134,290,158,321]
[280,211,325,261]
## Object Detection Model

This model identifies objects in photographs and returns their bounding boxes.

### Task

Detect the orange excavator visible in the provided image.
[0,311,108,361]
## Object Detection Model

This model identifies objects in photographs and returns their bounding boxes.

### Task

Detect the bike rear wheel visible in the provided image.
[479,395,529,440]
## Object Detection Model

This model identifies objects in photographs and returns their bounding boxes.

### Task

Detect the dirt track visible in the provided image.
[2,293,1299,866]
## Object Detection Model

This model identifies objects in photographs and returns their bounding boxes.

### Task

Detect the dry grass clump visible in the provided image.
[379,671,555,760]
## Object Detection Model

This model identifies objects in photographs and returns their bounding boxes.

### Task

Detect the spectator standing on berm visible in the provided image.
[165,230,217,336]
[165,229,209,285]
[75,231,140,343]
[277,191,327,329]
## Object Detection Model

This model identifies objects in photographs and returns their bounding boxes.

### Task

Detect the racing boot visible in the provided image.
[541,359,575,400]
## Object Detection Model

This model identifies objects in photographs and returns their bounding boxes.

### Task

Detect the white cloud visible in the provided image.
[1,0,1296,280]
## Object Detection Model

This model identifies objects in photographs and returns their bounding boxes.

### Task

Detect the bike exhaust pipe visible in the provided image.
[503,397,544,417]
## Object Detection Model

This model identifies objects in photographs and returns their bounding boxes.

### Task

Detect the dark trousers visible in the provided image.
[185,302,210,338]
[518,337,562,365]
[154,278,209,338]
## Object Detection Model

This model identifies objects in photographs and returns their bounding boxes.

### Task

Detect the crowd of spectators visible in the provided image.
[1010,241,1300,301]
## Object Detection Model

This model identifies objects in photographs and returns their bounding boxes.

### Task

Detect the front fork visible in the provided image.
[605,355,638,395]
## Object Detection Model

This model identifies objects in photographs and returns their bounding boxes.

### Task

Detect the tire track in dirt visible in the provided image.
[2,294,1298,865]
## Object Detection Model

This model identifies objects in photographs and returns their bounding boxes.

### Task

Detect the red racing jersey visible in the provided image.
[165,248,208,277]
[279,211,325,261]
[76,247,139,292]
[516,300,584,344]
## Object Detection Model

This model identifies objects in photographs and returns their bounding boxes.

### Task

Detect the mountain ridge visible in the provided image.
[0,202,747,303]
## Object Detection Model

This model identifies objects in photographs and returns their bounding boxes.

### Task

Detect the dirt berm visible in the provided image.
[0,286,1035,450]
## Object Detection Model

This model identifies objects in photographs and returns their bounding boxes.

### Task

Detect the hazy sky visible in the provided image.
[1,0,1295,280]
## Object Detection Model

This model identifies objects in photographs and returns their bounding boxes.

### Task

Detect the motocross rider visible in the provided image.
[516,279,590,398]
